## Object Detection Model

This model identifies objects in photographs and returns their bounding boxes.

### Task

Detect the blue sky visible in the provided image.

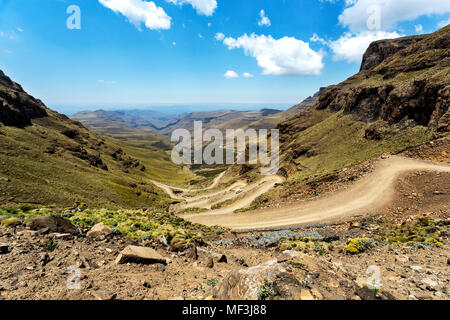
[0,0,449,114]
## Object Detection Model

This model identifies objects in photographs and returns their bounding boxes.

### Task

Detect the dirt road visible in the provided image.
[182,156,450,231]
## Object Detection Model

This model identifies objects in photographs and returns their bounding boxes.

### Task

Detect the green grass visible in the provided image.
[0,112,194,209]
[0,206,228,244]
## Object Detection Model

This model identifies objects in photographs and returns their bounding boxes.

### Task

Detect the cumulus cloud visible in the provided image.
[166,0,217,16]
[339,0,450,32]
[258,10,271,27]
[98,0,171,30]
[329,30,401,63]
[224,70,239,78]
[437,18,450,28]
[220,33,324,76]
[243,72,254,78]
[215,32,225,41]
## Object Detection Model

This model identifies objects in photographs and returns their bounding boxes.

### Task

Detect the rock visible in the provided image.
[299,289,315,300]
[213,259,301,300]
[197,247,227,264]
[410,266,423,272]
[92,290,116,300]
[356,286,379,300]
[28,215,78,234]
[185,245,198,260]
[421,278,438,291]
[0,243,10,254]
[157,235,168,247]
[310,288,323,300]
[395,255,410,263]
[53,233,72,240]
[86,223,112,240]
[277,250,299,263]
[115,245,167,265]
[206,257,214,269]
[447,258,450,266]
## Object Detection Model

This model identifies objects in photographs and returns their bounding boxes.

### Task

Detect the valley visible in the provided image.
[0,25,449,301]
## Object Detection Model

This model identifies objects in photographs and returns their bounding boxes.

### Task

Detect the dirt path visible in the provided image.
[180,176,284,212]
[184,156,450,231]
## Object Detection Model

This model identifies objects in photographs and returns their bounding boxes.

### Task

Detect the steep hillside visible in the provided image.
[0,70,193,209]
[245,26,449,209]
[316,25,449,131]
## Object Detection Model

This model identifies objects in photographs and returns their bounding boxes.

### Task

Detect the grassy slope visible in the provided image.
[0,109,193,209]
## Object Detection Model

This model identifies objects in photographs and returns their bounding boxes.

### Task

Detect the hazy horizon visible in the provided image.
[52,102,296,116]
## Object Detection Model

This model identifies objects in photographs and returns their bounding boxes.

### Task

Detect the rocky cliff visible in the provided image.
[315,25,449,132]
[0,70,48,127]
[360,35,427,71]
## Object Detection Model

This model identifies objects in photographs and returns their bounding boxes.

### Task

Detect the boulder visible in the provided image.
[115,245,167,265]
[28,215,78,234]
[86,223,112,240]
[213,259,301,300]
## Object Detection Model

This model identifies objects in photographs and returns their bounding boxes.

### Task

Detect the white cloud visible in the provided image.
[221,33,324,76]
[243,72,254,78]
[16,28,24,33]
[166,0,217,16]
[198,33,204,39]
[339,0,450,32]
[172,41,177,46]
[224,70,239,78]
[329,30,401,63]
[208,22,212,27]
[258,10,271,27]
[437,18,450,28]
[98,0,171,30]
[215,32,225,41]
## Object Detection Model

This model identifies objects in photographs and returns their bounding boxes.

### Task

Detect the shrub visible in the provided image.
[346,238,375,254]
[257,279,276,300]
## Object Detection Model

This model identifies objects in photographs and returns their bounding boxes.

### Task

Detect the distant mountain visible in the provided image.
[0,70,192,209]
[72,108,285,137]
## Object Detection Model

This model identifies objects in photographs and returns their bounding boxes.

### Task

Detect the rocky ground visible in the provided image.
[0,195,448,300]
[0,139,448,301]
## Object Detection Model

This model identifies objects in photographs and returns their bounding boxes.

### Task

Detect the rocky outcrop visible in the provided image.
[314,25,449,132]
[360,35,426,71]
[0,70,48,127]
